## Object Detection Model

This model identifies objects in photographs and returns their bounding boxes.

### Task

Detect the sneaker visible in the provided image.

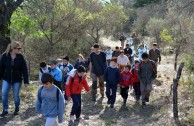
[145,98,149,102]
[101,94,105,98]
[110,104,114,108]
[0,109,8,117]
[70,115,75,122]
[142,102,146,106]
[123,99,127,106]
[92,98,96,102]
[76,116,84,121]
[13,107,19,115]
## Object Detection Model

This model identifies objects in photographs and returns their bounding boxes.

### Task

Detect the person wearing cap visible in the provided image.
[90,43,107,101]
[74,54,88,70]
[105,46,113,66]
[149,43,161,66]
[50,60,63,91]
[117,50,130,72]
[138,44,147,61]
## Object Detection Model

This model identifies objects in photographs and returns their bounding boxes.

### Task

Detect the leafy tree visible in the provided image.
[0,0,24,54]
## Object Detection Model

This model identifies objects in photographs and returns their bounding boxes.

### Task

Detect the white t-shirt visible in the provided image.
[39,66,51,82]
[105,50,113,60]
[117,55,129,65]
[138,48,147,60]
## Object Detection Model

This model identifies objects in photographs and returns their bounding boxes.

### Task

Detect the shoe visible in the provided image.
[110,104,114,108]
[0,109,8,117]
[76,116,84,121]
[101,94,104,98]
[123,99,127,106]
[70,115,75,122]
[145,98,149,102]
[107,100,111,105]
[92,98,96,102]
[142,102,146,106]
[13,107,19,115]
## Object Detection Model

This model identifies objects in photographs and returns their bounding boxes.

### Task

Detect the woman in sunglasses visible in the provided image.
[0,41,29,117]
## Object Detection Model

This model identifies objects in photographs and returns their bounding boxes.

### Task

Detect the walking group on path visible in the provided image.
[0,33,162,125]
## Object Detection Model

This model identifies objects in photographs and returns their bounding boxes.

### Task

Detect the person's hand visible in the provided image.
[121,85,125,88]
[87,91,91,96]
[158,62,161,65]
[90,72,92,78]
[68,97,71,101]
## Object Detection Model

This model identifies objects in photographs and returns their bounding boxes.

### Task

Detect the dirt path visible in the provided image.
[0,39,182,126]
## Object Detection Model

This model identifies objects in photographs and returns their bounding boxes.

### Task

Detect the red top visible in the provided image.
[132,66,140,83]
[120,71,133,86]
[66,74,90,97]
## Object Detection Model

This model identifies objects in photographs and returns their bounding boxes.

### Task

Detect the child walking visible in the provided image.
[104,58,120,108]
[36,73,65,126]
[132,60,141,101]
[66,65,90,122]
[120,65,133,106]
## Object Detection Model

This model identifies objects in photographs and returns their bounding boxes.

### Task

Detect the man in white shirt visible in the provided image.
[39,62,51,85]
[105,46,113,66]
[117,50,130,71]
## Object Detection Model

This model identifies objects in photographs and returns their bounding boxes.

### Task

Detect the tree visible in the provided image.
[0,0,24,54]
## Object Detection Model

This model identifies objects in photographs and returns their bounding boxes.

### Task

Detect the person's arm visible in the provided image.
[0,54,5,80]
[58,90,65,123]
[138,64,141,80]
[152,61,157,80]
[82,75,90,92]
[39,71,42,84]
[104,68,108,82]
[158,49,161,63]
[65,77,72,98]
[149,49,152,59]
[21,55,29,84]
[116,69,120,84]
[126,56,130,64]
[35,88,42,113]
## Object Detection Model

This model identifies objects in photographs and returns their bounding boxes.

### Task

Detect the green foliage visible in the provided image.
[160,28,174,44]
[183,55,194,74]
[134,0,165,8]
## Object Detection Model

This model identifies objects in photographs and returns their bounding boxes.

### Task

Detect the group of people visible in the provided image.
[0,36,162,125]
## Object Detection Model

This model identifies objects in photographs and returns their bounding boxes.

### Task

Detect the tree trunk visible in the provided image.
[174,50,179,71]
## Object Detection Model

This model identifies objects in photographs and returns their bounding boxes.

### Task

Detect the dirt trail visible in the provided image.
[0,38,180,126]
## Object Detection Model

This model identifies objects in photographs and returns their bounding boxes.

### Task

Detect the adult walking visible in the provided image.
[149,43,161,66]
[90,43,107,102]
[0,41,29,117]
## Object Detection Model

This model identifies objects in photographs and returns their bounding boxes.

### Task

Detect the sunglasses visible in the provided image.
[14,47,22,50]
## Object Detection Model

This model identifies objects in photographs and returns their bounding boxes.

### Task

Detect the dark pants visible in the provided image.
[106,84,117,105]
[63,75,69,100]
[70,94,81,118]
[120,86,129,100]
[91,73,104,99]
[53,80,62,91]
[133,82,141,100]
[107,59,111,66]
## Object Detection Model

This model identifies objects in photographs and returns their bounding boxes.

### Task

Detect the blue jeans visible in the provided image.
[130,56,134,66]
[1,80,22,110]
[70,94,81,118]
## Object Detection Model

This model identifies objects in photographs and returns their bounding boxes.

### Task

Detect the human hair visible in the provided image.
[126,44,129,46]
[93,43,99,48]
[135,60,140,64]
[142,53,149,59]
[77,65,86,73]
[41,73,54,84]
[63,56,69,61]
[120,50,124,53]
[50,60,57,65]
[5,41,21,55]
[39,62,47,68]
[125,64,131,70]
[115,46,119,49]
[153,43,157,46]
[110,57,117,63]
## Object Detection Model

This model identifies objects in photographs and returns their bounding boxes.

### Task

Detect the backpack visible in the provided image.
[139,60,156,73]
[38,86,60,103]
[40,66,51,74]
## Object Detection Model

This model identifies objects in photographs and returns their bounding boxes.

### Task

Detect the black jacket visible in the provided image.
[0,53,29,84]
[124,48,133,55]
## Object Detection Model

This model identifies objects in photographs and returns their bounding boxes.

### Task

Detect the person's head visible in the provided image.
[5,41,22,55]
[153,43,157,49]
[50,60,57,69]
[120,47,123,50]
[109,58,117,68]
[56,58,63,65]
[134,59,140,67]
[139,44,144,49]
[120,50,124,56]
[124,65,131,73]
[90,47,94,52]
[115,46,119,51]
[40,62,47,70]
[141,41,145,44]
[126,44,130,48]
[142,53,149,62]
[107,46,111,50]
[93,43,100,53]
[78,54,84,61]
[63,56,69,65]
[77,65,86,77]
[41,73,54,89]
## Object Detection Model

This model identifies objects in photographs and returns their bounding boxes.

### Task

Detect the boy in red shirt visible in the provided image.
[120,65,133,106]
[132,59,141,101]
[66,65,90,122]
